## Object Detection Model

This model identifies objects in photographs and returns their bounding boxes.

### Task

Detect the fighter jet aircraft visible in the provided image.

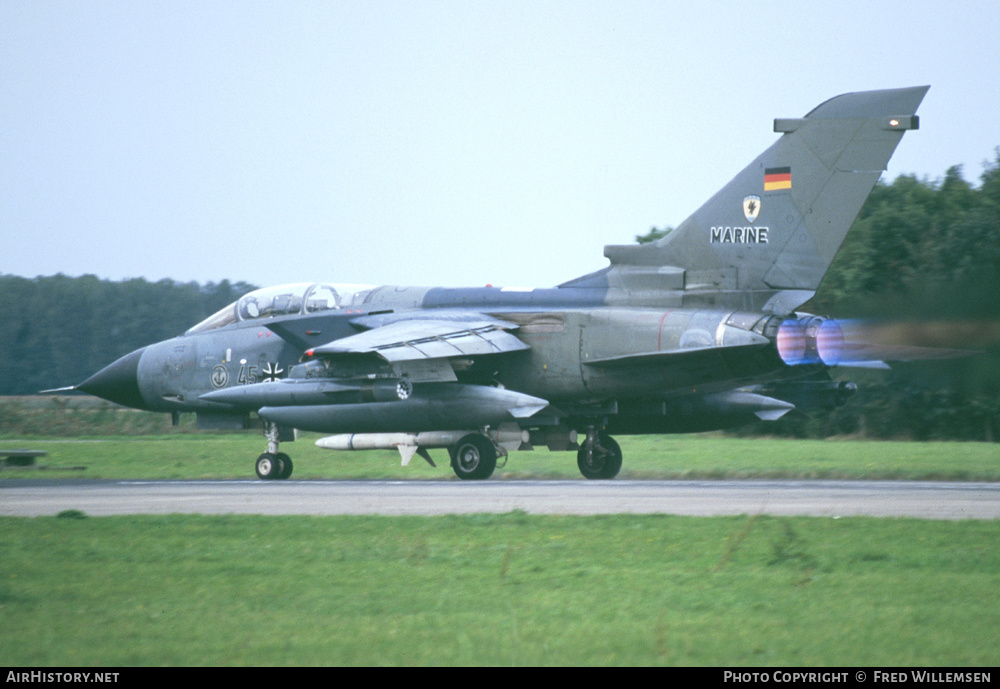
[70,86,931,480]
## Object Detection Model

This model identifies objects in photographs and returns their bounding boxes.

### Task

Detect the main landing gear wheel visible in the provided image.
[577,433,622,480]
[256,452,293,480]
[449,434,498,481]
[256,453,280,480]
[276,452,293,479]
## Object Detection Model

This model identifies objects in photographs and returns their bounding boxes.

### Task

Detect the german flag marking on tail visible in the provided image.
[764,166,792,191]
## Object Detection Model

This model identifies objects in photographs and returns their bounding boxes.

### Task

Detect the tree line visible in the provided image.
[0,275,256,397]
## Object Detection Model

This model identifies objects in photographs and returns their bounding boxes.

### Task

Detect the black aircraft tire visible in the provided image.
[276,452,293,480]
[450,434,497,481]
[598,435,623,479]
[577,434,622,480]
[255,453,281,480]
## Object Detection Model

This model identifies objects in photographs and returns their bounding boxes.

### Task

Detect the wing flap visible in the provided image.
[310,319,530,362]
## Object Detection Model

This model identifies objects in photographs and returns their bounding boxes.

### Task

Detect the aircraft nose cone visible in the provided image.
[77,347,149,409]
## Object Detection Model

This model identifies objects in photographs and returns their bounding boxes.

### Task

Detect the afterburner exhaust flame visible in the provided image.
[777,317,844,366]
[775,317,983,367]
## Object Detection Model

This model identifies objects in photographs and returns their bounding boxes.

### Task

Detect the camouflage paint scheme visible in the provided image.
[74,87,928,480]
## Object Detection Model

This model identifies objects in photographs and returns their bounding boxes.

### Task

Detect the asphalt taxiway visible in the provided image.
[2,479,998,519]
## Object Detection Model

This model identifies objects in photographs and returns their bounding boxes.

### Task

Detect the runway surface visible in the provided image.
[2,479,999,519]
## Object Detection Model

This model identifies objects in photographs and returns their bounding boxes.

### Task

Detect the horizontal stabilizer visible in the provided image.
[584,333,769,368]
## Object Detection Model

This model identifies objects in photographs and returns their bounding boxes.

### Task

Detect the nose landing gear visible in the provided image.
[255,422,294,480]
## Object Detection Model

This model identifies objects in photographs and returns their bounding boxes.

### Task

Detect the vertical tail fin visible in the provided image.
[572,86,928,312]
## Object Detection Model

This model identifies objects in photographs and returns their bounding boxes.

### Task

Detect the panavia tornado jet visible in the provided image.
[71,86,935,480]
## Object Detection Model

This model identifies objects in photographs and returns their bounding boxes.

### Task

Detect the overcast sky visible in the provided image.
[3,1,999,291]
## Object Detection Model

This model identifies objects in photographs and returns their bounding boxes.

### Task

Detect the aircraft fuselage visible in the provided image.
[71,86,929,479]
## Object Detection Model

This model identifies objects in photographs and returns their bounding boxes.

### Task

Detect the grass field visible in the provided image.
[1,432,998,481]
[2,513,999,666]
[2,398,998,666]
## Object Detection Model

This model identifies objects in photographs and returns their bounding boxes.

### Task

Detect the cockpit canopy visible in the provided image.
[186,283,373,334]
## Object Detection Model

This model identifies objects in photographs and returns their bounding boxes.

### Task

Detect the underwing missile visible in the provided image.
[314,427,531,466]
[316,431,472,451]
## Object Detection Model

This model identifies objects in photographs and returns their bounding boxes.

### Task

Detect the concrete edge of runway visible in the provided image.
[2,479,998,520]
